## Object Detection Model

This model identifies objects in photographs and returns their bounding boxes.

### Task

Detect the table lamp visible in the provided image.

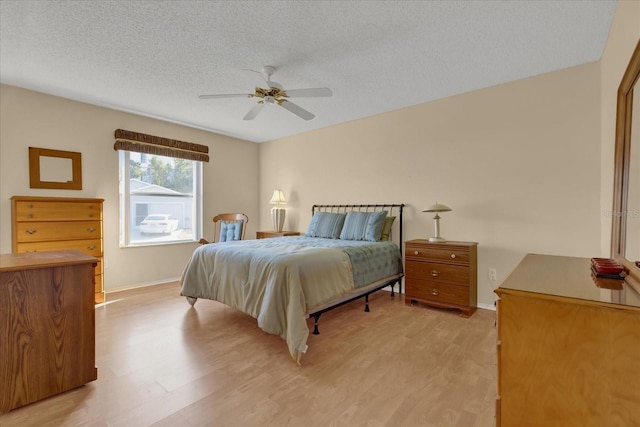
[269,189,287,232]
[422,202,452,242]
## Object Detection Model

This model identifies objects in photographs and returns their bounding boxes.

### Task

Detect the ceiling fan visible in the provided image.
[199,66,332,121]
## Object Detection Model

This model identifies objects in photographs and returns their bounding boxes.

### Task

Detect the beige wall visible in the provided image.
[259,2,640,309]
[600,0,640,257]
[1,3,637,306]
[260,62,602,308]
[0,84,260,291]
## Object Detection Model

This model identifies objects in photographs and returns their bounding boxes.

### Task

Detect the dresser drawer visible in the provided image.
[405,244,470,264]
[15,221,102,243]
[406,280,469,306]
[405,260,470,285]
[16,239,103,258]
[14,201,102,221]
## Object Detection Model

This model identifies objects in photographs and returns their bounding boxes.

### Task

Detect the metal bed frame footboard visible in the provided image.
[307,203,405,334]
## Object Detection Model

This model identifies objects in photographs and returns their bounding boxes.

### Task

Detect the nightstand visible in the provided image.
[404,239,478,317]
[256,231,301,239]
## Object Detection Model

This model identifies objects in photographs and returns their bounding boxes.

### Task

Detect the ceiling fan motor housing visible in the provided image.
[262,65,277,78]
[199,64,331,121]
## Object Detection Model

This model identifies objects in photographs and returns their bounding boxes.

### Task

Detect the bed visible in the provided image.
[180,203,405,363]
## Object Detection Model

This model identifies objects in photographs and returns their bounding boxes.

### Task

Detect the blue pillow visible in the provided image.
[305,212,346,239]
[340,211,388,242]
[219,221,242,242]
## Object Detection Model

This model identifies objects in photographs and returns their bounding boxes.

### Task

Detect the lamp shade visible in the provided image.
[269,189,286,206]
[422,203,451,213]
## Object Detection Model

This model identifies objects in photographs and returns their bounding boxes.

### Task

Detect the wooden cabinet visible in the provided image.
[495,254,640,427]
[256,231,301,239]
[11,196,105,303]
[0,250,98,412]
[404,239,478,317]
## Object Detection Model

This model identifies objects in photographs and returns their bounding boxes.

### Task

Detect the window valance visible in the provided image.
[114,129,209,162]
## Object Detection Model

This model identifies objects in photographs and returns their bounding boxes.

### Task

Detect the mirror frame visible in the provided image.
[29,147,82,190]
[611,39,640,289]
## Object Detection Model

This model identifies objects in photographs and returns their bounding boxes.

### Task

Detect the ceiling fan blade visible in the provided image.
[199,93,251,99]
[283,87,332,98]
[243,103,264,120]
[279,100,315,120]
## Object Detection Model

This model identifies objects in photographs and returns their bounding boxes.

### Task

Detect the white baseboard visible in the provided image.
[477,302,496,311]
[105,277,181,295]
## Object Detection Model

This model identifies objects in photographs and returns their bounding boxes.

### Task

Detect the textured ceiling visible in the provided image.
[0,1,616,143]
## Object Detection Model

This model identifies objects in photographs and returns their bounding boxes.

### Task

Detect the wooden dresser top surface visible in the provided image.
[0,250,98,272]
[496,254,640,309]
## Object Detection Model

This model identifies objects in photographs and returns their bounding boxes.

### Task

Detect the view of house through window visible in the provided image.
[119,151,202,247]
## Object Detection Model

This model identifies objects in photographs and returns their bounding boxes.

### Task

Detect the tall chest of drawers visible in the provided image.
[11,196,105,303]
[404,239,478,317]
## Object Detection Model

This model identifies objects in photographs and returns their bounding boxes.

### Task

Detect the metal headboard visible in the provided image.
[311,203,405,258]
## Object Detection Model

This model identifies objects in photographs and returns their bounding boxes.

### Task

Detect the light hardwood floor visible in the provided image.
[0,282,497,427]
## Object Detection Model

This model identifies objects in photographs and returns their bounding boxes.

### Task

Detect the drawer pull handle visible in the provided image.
[26,250,37,253]
[25,229,36,234]
[88,245,96,250]
[28,204,33,208]
[414,250,419,255]
[450,253,456,259]
[28,214,34,218]
[87,227,96,232]
[431,289,439,296]
[88,214,94,218]
[431,270,440,277]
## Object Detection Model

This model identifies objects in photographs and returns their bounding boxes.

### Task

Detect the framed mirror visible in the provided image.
[29,147,82,190]
[611,39,640,289]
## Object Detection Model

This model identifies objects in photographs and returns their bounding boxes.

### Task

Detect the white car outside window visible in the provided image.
[139,214,179,234]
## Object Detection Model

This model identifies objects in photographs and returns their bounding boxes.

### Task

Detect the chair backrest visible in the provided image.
[199,213,249,244]
[198,213,247,244]
[214,213,248,242]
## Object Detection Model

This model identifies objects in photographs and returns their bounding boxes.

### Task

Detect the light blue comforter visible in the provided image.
[180,236,402,362]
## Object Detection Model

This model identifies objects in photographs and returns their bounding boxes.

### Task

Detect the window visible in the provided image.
[119,151,202,247]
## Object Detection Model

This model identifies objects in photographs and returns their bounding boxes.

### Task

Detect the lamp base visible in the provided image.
[429,216,446,243]
[271,207,285,232]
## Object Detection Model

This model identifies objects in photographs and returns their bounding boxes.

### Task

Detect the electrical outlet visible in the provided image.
[488,268,497,281]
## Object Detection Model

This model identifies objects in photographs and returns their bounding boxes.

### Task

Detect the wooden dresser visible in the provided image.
[495,254,640,427]
[0,250,98,412]
[11,196,105,303]
[404,239,478,317]
[256,231,301,239]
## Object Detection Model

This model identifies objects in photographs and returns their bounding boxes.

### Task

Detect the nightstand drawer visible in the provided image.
[405,244,470,264]
[406,280,469,306]
[405,260,469,285]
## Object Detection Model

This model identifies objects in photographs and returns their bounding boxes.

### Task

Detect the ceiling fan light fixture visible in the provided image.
[199,64,332,121]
